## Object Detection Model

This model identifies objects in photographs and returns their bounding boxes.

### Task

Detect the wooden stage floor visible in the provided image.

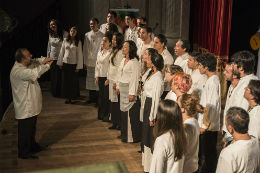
[0,83,143,173]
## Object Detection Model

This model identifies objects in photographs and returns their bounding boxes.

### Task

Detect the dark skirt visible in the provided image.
[61,63,80,99]
[110,101,120,125]
[50,60,62,97]
[121,99,141,142]
[141,97,154,151]
[98,77,110,120]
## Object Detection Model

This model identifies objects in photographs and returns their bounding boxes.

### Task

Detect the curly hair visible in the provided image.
[173,72,192,94]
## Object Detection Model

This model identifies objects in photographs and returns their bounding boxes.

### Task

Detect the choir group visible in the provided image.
[47,11,260,173]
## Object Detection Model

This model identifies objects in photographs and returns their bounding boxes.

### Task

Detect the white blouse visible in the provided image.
[117,58,141,96]
[150,131,185,173]
[248,105,260,139]
[198,75,221,131]
[95,48,112,78]
[107,49,124,81]
[161,48,174,65]
[174,53,192,75]
[143,71,164,121]
[164,90,177,101]
[10,59,50,119]
[124,26,138,44]
[83,30,104,67]
[57,40,83,69]
[47,31,68,60]
[188,69,207,94]
[216,138,260,173]
[183,118,200,173]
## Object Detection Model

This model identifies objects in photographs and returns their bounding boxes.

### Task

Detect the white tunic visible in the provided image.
[10,60,50,119]
[161,48,174,65]
[117,58,140,96]
[216,138,260,173]
[231,74,258,110]
[47,31,68,60]
[150,131,185,173]
[248,105,260,139]
[183,118,200,173]
[99,23,123,34]
[95,48,112,78]
[143,71,164,121]
[83,30,104,67]
[107,49,124,81]
[188,69,207,94]
[57,40,83,69]
[198,75,221,131]
[174,53,192,75]
[124,26,138,44]
[164,90,177,101]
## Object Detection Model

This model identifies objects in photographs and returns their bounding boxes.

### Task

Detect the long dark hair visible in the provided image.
[145,48,164,80]
[67,26,80,47]
[48,19,63,40]
[124,40,139,61]
[111,32,124,66]
[154,100,187,161]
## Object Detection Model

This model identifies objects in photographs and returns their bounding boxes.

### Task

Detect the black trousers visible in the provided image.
[18,116,39,157]
[110,100,120,126]
[89,90,98,104]
[198,131,218,173]
[97,77,109,120]
[50,60,62,97]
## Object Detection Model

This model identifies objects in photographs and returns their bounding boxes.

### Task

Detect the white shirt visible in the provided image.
[83,30,104,67]
[99,23,123,34]
[143,71,164,121]
[188,69,207,94]
[183,118,200,173]
[231,74,258,110]
[95,48,112,78]
[47,31,68,60]
[57,40,83,69]
[124,26,138,44]
[216,138,260,173]
[107,49,124,81]
[137,40,154,59]
[198,75,221,131]
[248,105,260,139]
[117,58,140,96]
[10,60,50,119]
[161,48,174,65]
[150,131,185,173]
[174,53,192,75]
[164,90,177,101]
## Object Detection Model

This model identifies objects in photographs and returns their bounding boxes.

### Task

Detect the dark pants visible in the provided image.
[89,90,98,104]
[198,131,218,173]
[98,77,109,120]
[18,116,39,157]
[50,60,62,97]
[110,100,120,126]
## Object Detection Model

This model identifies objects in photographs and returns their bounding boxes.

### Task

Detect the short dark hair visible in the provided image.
[154,34,167,47]
[140,25,152,34]
[178,39,190,53]
[125,12,136,19]
[188,51,201,61]
[108,11,117,18]
[15,48,27,63]
[226,107,249,134]
[248,80,260,105]
[231,50,255,75]
[137,16,147,23]
[197,53,217,72]
[166,64,183,75]
[90,17,99,24]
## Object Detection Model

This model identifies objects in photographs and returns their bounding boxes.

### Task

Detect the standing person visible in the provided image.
[216,107,260,173]
[107,32,124,129]
[196,53,221,173]
[83,18,103,105]
[124,13,138,44]
[100,11,123,34]
[141,48,164,173]
[47,19,68,97]
[10,48,53,159]
[95,32,113,121]
[153,34,174,98]
[174,39,192,75]
[137,16,147,26]
[187,51,207,94]
[256,27,260,79]
[179,92,204,173]
[105,23,119,34]
[150,100,187,173]
[244,80,260,139]
[116,40,141,143]
[57,26,83,104]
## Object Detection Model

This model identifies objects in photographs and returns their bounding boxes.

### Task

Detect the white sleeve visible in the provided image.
[149,78,163,121]
[76,41,83,69]
[216,152,234,173]
[57,40,65,66]
[83,36,88,65]
[47,37,51,57]
[95,55,99,78]
[116,59,124,90]
[129,60,140,95]
[150,138,166,173]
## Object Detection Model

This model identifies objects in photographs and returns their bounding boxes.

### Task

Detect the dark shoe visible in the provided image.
[117,135,122,139]
[65,99,71,104]
[31,145,47,154]
[108,124,117,130]
[116,125,121,130]
[18,154,38,159]
[102,119,110,122]
[137,150,142,153]
[121,139,127,143]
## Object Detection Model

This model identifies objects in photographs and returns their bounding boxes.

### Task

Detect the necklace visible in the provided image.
[248,104,259,112]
